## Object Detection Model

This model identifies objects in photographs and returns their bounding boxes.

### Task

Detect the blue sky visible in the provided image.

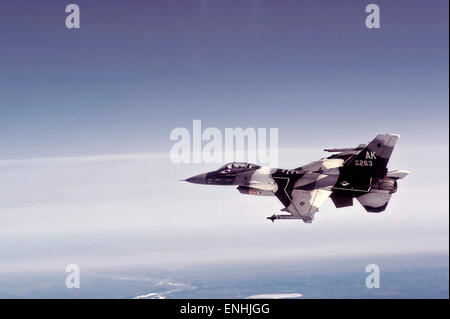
[0,0,448,158]
[0,1,448,279]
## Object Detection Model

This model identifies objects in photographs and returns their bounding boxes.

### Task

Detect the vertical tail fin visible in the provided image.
[344,134,399,176]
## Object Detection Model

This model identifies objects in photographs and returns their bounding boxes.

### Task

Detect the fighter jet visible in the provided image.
[184,134,409,223]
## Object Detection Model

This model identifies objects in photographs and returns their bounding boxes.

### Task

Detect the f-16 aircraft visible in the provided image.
[184,134,409,223]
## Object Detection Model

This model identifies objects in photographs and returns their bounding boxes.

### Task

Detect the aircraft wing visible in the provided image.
[274,188,332,223]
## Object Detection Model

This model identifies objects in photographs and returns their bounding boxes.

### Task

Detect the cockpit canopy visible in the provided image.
[218,162,261,173]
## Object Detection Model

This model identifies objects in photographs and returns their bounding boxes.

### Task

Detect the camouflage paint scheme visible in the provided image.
[185,134,409,223]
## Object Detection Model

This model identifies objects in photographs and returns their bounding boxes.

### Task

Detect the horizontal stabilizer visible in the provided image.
[386,170,410,179]
[357,193,391,213]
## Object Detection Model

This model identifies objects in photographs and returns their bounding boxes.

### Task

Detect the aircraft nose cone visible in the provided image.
[185,173,208,184]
